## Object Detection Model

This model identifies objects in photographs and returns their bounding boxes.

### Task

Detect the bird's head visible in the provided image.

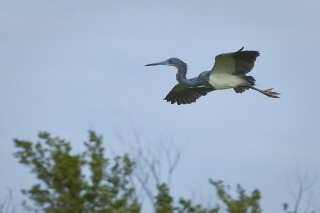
[145,58,186,68]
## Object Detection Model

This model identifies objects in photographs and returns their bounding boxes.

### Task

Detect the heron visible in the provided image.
[145,47,280,105]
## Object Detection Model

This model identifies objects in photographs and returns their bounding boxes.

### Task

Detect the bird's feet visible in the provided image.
[262,88,280,98]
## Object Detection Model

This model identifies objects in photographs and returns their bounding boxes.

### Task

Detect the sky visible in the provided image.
[1,0,320,212]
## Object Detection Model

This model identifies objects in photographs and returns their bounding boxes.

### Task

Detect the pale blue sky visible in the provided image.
[1,0,320,212]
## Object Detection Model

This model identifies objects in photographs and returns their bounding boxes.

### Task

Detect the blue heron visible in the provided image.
[145,47,280,105]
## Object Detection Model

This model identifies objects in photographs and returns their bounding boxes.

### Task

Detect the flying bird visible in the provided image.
[145,47,280,105]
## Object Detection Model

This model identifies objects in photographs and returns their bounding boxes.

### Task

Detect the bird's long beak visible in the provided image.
[145,60,168,66]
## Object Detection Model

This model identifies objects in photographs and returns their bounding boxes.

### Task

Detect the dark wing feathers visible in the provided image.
[164,84,214,105]
[211,47,260,76]
[232,49,260,75]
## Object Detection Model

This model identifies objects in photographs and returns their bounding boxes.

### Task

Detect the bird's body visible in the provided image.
[209,73,247,90]
[146,47,280,105]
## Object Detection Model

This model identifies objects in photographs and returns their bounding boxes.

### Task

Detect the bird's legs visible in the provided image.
[247,85,280,98]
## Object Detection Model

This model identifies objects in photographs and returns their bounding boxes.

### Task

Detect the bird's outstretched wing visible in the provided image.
[210,47,260,75]
[164,84,214,105]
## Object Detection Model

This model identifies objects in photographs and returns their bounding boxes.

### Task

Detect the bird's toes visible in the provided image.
[264,88,280,98]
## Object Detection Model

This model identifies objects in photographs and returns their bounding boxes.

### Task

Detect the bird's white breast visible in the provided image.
[209,73,246,90]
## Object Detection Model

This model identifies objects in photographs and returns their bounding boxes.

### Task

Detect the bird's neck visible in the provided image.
[175,64,204,88]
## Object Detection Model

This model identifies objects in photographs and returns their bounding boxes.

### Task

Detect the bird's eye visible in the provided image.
[167,59,171,64]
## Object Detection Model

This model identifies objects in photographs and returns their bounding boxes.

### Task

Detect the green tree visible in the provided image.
[152,180,260,213]
[155,184,174,213]
[14,131,140,213]
[209,180,261,213]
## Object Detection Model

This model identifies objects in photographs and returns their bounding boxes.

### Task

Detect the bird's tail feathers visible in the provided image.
[242,76,256,85]
[233,76,256,93]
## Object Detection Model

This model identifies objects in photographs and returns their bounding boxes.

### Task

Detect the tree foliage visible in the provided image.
[209,180,261,213]
[13,131,262,213]
[14,131,139,213]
